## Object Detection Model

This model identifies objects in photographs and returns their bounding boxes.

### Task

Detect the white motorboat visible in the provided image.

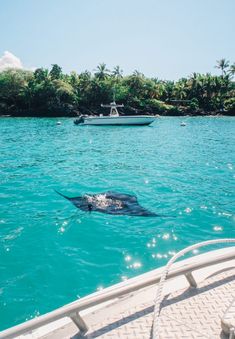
[74,101,155,126]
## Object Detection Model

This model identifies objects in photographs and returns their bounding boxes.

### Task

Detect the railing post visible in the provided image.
[185,272,197,287]
[70,312,89,333]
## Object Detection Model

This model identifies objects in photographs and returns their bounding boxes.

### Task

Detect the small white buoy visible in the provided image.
[57,121,61,125]
[180,122,186,126]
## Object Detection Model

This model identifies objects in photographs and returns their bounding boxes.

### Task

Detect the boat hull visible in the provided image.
[75,116,155,126]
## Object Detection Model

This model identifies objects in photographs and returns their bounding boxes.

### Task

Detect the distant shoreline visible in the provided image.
[0,61,234,118]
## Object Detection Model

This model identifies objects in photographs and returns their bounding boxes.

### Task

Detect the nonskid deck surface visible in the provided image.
[41,267,235,339]
[76,268,235,339]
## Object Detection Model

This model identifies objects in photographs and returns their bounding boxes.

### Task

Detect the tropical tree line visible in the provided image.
[0,59,234,117]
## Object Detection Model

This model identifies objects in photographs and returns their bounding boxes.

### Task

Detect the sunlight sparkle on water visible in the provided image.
[121,276,128,281]
[222,212,232,217]
[152,253,168,259]
[213,225,223,232]
[162,233,170,240]
[26,311,40,321]
[125,255,132,262]
[131,262,142,269]
[147,237,157,248]
[97,286,104,291]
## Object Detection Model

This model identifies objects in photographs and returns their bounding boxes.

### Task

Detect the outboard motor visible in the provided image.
[74,116,85,125]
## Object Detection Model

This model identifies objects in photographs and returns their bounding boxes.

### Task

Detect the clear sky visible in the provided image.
[0,0,234,80]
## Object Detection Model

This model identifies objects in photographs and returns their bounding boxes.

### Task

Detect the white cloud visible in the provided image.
[0,51,23,71]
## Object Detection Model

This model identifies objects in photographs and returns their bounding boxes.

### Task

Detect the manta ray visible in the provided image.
[55,190,162,217]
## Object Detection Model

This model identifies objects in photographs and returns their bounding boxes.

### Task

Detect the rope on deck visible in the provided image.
[152,238,235,339]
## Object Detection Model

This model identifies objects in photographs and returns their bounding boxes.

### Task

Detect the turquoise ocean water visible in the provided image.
[0,117,235,330]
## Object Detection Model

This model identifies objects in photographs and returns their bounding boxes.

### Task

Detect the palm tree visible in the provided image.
[162,80,174,101]
[228,63,235,78]
[132,70,144,78]
[94,63,110,80]
[126,71,145,96]
[215,59,230,77]
[173,82,187,100]
[112,65,123,79]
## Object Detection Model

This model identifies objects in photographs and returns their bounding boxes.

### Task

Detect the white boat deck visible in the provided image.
[40,266,235,339]
[2,245,235,339]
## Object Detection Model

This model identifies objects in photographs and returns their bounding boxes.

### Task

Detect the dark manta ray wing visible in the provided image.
[96,191,158,216]
[103,191,138,203]
[69,197,91,211]
[124,203,159,216]
[55,190,90,211]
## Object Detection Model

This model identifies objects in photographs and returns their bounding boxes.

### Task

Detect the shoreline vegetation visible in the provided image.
[0,59,234,117]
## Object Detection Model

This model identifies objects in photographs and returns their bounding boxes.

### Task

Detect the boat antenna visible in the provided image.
[112,87,116,103]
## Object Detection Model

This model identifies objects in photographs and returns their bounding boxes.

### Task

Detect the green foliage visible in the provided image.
[0,69,33,112]
[189,98,199,111]
[224,97,235,114]
[50,64,63,80]
[0,61,234,116]
[144,99,168,114]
